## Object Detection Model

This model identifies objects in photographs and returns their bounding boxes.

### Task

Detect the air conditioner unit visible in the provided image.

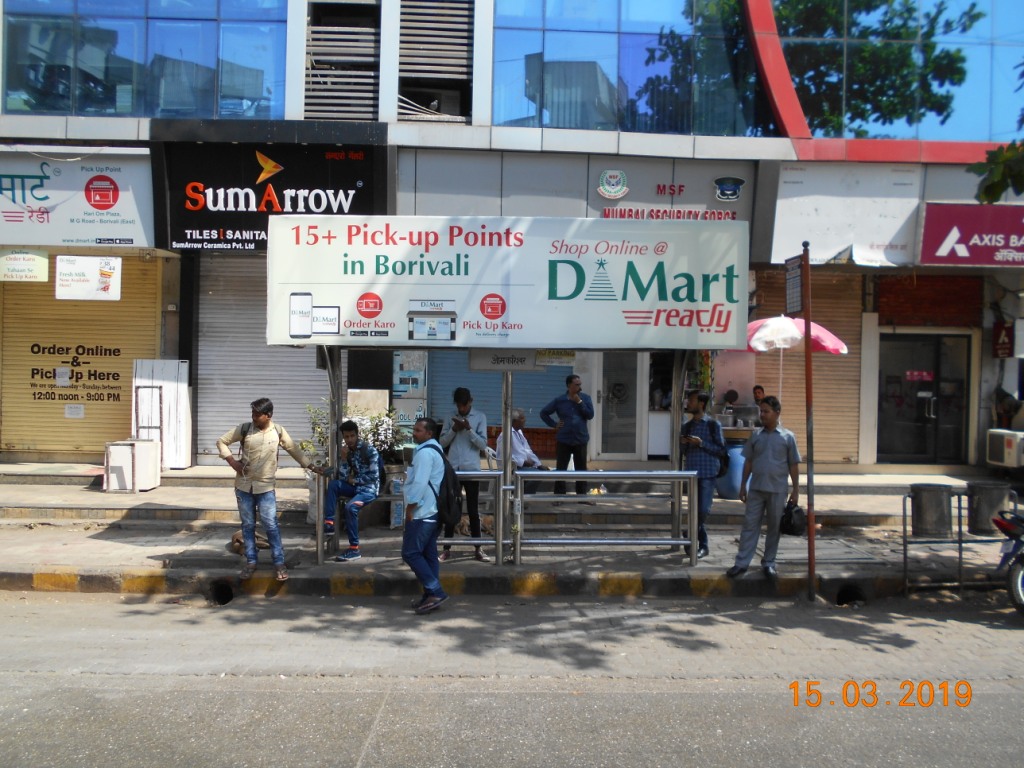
[987,429,1024,468]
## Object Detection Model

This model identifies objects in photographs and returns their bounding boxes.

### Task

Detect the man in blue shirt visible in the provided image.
[438,387,490,562]
[402,417,449,614]
[726,395,801,580]
[324,420,380,562]
[680,390,726,559]
[540,374,595,498]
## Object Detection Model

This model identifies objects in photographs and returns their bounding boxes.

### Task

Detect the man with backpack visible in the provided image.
[680,390,726,560]
[217,397,316,582]
[323,419,381,563]
[401,417,449,614]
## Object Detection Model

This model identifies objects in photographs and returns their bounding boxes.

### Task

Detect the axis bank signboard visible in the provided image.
[266,216,748,350]
[920,203,1024,266]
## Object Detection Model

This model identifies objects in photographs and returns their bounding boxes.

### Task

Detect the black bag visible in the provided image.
[780,500,807,536]
[422,443,463,528]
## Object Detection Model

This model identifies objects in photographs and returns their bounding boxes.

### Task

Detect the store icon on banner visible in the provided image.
[480,294,506,319]
[85,176,118,211]
[935,227,970,258]
[356,292,383,318]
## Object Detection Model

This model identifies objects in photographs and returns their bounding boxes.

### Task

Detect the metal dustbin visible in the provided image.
[966,480,1012,535]
[910,483,952,537]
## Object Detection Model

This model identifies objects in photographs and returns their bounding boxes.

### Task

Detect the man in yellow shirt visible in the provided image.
[217,397,315,582]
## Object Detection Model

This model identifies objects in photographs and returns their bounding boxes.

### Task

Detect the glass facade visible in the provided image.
[3,0,286,118]
[493,0,774,135]
[776,0,1024,141]
[494,0,1024,142]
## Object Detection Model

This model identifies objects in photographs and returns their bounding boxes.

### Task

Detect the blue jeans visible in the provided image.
[324,479,376,548]
[694,475,716,550]
[236,488,285,566]
[402,517,446,598]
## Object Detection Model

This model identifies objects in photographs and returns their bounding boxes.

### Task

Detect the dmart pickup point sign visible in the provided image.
[267,216,748,350]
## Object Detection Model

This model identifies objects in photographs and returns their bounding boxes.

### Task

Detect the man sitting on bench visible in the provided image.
[324,420,380,562]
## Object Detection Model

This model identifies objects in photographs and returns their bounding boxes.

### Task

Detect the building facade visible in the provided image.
[0,0,1021,468]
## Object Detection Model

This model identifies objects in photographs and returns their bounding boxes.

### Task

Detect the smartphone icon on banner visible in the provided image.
[289,292,313,338]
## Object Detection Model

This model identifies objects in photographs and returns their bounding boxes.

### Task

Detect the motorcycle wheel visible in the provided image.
[1008,559,1024,617]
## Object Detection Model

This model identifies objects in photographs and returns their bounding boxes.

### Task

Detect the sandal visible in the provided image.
[275,565,289,582]
[240,562,257,580]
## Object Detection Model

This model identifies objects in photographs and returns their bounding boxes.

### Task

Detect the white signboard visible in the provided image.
[0,146,153,248]
[0,249,48,282]
[772,162,922,266]
[55,255,122,301]
[267,216,748,350]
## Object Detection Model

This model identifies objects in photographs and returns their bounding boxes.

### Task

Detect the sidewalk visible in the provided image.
[0,463,1012,604]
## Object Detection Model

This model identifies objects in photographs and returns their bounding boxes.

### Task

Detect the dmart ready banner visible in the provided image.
[266,216,748,350]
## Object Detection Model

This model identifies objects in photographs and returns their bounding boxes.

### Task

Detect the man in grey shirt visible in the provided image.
[438,386,490,562]
[726,395,800,580]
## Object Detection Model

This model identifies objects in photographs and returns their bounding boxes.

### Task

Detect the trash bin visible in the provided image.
[715,440,746,500]
[909,483,952,537]
[966,480,1011,535]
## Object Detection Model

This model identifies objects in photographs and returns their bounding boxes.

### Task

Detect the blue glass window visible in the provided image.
[147,19,217,117]
[79,0,145,18]
[620,31,692,133]
[545,0,617,33]
[220,0,287,22]
[147,0,215,20]
[495,0,543,29]
[542,31,618,129]
[219,22,285,118]
[4,0,74,15]
[493,29,543,127]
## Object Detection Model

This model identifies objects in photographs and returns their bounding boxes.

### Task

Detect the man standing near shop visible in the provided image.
[323,419,380,563]
[217,397,316,582]
[402,417,449,614]
[438,387,490,562]
[726,395,800,580]
[540,374,595,499]
[680,390,726,559]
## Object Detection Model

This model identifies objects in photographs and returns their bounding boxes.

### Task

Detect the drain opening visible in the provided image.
[209,579,234,605]
[835,583,866,607]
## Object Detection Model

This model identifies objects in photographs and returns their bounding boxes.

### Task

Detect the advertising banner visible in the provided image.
[919,203,1024,266]
[0,146,153,247]
[267,216,748,350]
[162,143,380,251]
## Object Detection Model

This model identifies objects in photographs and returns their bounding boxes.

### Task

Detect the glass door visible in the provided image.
[877,335,969,463]
[595,351,645,459]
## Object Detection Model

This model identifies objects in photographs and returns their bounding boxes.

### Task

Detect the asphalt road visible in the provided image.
[0,590,1019,767]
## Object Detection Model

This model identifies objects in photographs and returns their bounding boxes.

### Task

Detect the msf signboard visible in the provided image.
[266,216,748,350]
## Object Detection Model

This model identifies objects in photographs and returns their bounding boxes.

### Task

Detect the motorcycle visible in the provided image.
[992,509,1024,616]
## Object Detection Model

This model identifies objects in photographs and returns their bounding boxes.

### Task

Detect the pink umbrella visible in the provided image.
[746,316,848,395]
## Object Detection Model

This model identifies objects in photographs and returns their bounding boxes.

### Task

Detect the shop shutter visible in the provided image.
[428,350,572,430]
[752,270,862,464]
[195,254,340,465]
[1,256,160,455]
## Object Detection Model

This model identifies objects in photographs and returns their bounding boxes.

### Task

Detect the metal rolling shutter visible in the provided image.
[1,256,160,454]
[752,270,862,464]
[428,350,572,430]
[195,254,337,465]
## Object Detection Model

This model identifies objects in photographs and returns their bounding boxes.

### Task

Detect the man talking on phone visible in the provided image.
[438,386,490,562]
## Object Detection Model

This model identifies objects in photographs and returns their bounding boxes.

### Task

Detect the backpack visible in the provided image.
[683,418,730,479]
[421,443,463,527]
[238,421,283,459]
[358,441,387,495]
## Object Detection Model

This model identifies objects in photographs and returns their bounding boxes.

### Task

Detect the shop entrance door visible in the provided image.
[877,335,969,463]
[594,351,646,460]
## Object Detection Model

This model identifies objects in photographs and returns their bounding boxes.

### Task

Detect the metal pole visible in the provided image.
[800,242,817,601]
[496,370,514,566]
